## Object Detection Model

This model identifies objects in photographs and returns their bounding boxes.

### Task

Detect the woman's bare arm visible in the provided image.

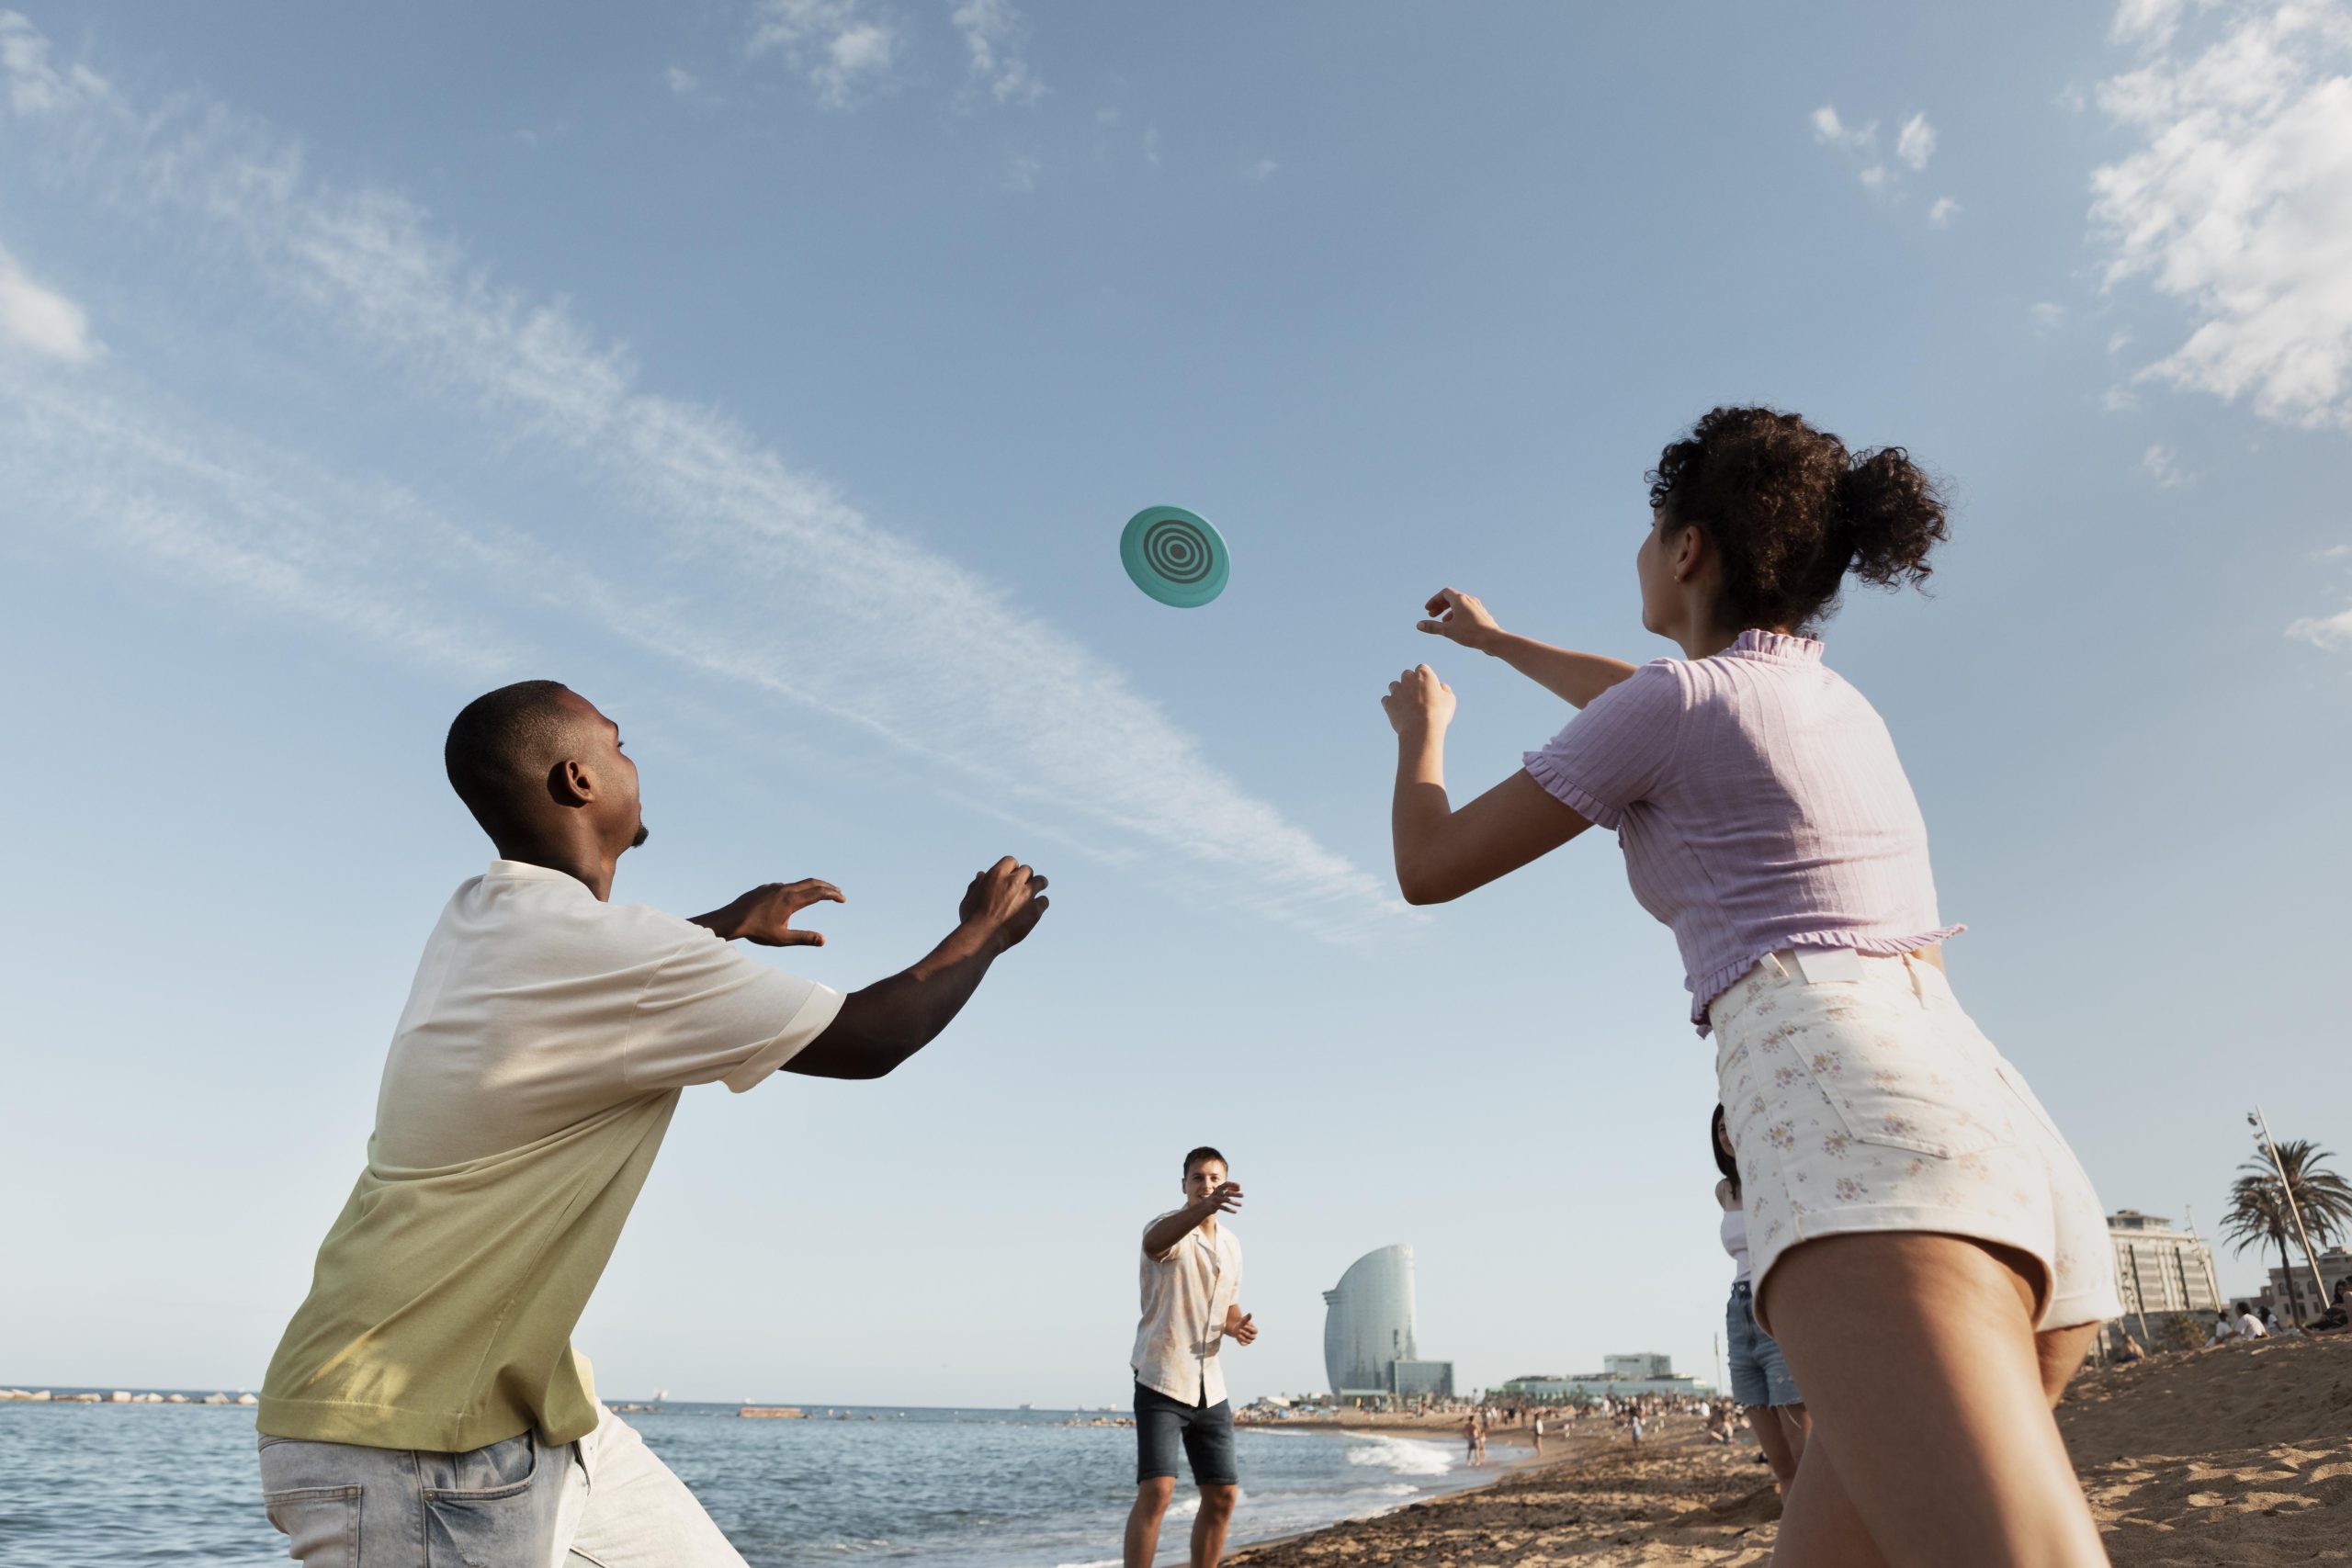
[1385,666,1591,904]
[1418,588,1639,707]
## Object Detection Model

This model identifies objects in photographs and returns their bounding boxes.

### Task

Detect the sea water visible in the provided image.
[0,1395,1484,1566]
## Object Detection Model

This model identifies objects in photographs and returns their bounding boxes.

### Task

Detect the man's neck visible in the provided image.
[492,837,619,901]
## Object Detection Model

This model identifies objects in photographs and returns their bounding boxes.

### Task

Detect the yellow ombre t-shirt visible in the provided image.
[258,862,842,1452]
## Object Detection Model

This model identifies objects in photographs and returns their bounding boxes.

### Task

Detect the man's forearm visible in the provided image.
[1140,1199,1216,1258]
[787,920,1002,1079]
[1482,633,1637,708]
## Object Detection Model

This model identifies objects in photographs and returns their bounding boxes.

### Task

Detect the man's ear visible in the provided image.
[547,758,594,807]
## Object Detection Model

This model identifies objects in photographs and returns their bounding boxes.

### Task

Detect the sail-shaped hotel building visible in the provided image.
[1321,1244,1454,1399]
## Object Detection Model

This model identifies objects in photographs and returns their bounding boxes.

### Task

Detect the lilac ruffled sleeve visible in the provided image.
[1521,660,1686,829]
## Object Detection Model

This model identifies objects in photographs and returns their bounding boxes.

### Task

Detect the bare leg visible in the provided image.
[1747,1402,1805,1493]
[1772,1324,2098,1564]
[1124,1478,1172,1568]
[1759,1234,2109,1568]
[1190,1483,1238,1567]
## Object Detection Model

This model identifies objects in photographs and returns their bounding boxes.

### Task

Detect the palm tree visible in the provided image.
[2219,1140,2352,1323]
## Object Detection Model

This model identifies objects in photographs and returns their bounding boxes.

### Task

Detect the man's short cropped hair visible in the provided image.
[445,680,578,839]
[1182,1145,1227,1177]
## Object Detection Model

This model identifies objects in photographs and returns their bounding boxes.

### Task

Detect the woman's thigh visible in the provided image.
[1758,1232,2107,1568]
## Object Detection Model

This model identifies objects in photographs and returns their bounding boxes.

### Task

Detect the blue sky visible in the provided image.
[3,0,2348,1407]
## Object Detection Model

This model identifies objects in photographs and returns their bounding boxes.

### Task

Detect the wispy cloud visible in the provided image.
[0,16,1407,937]
[950,0,1043,106]
[2110,0,2190,47]
[1246,157,1279,181]
[1894,111,1938,171]
[0,10,105,115]
[665,64,700,96]
[2141,442,2194,486]
[747,0,900,109]
[0,241,98,362]
[2287,606,2352,648]
[2031,301,2068,333]
[0,364,527,677]
[1811,101,1944,218]
[2291,542,2352,650]
[2091,0,2352,429]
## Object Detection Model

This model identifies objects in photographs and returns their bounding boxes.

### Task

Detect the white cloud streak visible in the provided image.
[0,16,1407,937]
[950,0,1043,106]
[2091,0,2352,428]
[1927,196,1962,228]
[747,0,899,109]
[0,241,98,361]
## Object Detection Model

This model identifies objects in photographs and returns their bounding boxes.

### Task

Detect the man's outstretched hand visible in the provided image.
[693,879,845,947]
[958,856,1050,950]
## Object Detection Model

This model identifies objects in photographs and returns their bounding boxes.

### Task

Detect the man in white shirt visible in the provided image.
[1125,1146,1258,1568]
[255,680,1050,1567]
[2235,1303,2270,1340]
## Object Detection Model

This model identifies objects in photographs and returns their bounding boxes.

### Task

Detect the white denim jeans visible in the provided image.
[258,1404,746,1567]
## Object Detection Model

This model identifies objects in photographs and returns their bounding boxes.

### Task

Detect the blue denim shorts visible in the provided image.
[1134,1381,1238,1485]
[1725,1280,1803,1408]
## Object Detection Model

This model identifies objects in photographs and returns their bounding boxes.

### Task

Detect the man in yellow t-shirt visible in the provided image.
[255,680,1050,1566]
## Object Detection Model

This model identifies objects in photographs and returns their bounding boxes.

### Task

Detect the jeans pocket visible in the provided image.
[424,1434,546,1568]
[262,1484,361,1568]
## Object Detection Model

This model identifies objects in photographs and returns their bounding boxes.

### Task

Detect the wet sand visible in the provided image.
[1227,1334,2352,1565]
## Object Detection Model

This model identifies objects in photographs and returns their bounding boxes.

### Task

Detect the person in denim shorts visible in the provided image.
[1715,1103,1808,1491]
[1125,1146,1259,1568]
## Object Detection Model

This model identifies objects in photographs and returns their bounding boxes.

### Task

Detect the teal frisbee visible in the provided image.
[1120,505,1229,608]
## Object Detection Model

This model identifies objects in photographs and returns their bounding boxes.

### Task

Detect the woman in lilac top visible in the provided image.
[1382,407,2120,1566]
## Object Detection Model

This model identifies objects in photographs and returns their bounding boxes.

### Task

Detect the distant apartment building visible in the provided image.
[2108,1210,2222,1315]
[1496,1353,1702,1400]
[1321,1245,1454,1399]
[2263,1245,2352,1322]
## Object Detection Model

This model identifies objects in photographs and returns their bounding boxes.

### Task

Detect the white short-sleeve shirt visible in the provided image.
[1131,1215,1243,1407]
[372,860,844,1168]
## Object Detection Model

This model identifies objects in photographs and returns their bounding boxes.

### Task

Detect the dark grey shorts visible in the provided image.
[1134,1381,1238,1486]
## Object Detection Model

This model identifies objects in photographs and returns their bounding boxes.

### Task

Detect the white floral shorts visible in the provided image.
[1712,949,2120,1333]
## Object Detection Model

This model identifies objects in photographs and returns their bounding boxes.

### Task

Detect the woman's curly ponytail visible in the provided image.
[1647,407,1950,633]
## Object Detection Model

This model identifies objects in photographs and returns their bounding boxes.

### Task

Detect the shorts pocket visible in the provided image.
[1992,1059,2067,1146]
[424,1434,545,1568]
[261,1484,361,1567]
[1771,998,2012,1161]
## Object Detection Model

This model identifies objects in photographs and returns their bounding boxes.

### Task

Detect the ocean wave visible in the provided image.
[1163,1485,1244,1521]
[1340,1433,1456,1477]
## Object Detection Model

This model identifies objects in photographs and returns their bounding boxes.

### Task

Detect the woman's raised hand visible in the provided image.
[1382,665,1456,737]
[1417,587,1500,649]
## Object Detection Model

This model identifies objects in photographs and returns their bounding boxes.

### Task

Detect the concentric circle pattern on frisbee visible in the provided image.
[1120,506,1229,607]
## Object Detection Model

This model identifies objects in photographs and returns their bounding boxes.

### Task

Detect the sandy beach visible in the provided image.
[1228,1335,2352,1565]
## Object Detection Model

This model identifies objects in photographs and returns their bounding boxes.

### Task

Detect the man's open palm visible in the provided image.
[726,879,845,947]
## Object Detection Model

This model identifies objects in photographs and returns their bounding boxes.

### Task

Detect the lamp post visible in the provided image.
[2248,1106,2329,1324]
